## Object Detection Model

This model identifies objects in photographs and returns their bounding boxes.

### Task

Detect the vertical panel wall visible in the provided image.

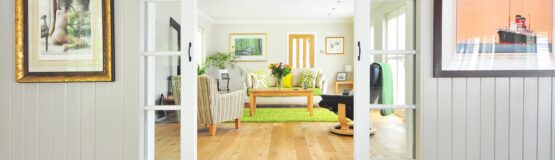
[417,0,554,159]
[0,0,140,159]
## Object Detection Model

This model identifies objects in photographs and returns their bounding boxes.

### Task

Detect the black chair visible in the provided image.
[319,63,382,136]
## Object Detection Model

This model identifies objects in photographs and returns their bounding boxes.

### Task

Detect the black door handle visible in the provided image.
[188,42,192,62]
[357,41,361,61]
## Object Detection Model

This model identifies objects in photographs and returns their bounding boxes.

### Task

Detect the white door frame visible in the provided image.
[353,0,372,159]
[180,0,198,159]
[136,0,420,159]
[138,0,197,159]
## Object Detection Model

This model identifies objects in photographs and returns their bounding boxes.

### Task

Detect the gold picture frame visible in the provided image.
[229,33,268,62]
[325,37,344,54]
[15,0,115,82]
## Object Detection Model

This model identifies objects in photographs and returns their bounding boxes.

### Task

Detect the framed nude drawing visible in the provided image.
[15,0,115,82]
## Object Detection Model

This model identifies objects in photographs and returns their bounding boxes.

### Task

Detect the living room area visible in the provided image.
[149,0,415,159]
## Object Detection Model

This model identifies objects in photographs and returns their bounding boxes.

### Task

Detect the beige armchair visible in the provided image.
[197,75,246,136]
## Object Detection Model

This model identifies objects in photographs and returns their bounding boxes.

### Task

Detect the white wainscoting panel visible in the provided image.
[0,0,140,159]
[418,0,555,159]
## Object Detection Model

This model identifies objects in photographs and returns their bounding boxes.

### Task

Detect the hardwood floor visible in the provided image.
[155,110,409,160]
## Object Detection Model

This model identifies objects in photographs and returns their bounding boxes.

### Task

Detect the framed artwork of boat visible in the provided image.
[15,0,115,82]
[434,0,555,77]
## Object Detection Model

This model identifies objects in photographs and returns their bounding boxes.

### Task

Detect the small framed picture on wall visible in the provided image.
[336,72,347,81]
[325,37,344,54]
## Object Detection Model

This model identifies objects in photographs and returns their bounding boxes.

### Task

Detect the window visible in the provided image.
[384,5,407,104]
[196,27,205,65]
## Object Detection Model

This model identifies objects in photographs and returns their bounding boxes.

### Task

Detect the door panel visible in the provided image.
[353,0,371,159]
[140,0,197,159]
[357,0,416,159]
[288,34,315,68]
[179,0,198,159]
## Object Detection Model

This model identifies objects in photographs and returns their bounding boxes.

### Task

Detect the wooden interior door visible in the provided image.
[288,34,315,68]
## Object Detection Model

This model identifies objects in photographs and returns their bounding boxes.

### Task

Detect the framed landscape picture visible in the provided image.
[434,0,555,77]
[15,0,115,82]
[229,33,267,62]
[325,37,344,54]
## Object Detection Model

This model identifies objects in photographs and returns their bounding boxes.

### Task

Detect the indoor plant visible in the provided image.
[205,52,240,79]
[268,62,292,89]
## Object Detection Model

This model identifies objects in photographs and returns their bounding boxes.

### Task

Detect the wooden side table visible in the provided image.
[334,80,354,95]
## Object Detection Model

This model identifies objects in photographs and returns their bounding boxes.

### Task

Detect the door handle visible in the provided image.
[357,41,361,61]
[188,42,192,62]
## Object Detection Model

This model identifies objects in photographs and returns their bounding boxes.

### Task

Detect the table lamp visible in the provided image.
[344,65,353,80]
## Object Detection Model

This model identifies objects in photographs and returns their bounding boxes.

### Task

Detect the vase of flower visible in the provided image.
[276,76,284,89]
[268,62,292,90]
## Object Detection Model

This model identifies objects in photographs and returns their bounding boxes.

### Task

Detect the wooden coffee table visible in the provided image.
[248,88,314,116]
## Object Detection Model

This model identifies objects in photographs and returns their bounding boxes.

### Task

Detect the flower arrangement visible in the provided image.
[268,62,292,89]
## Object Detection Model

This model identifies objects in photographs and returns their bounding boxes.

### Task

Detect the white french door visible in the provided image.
[354,0,416,159]
[139,0,197,159]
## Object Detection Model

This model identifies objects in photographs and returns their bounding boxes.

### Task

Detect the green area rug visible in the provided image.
[229,108,340,123]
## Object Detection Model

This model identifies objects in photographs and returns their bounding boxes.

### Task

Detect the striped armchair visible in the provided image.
[197,75,246,136]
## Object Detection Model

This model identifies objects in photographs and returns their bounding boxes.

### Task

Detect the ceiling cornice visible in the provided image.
[197,10,215,23]
[211,18,354,25]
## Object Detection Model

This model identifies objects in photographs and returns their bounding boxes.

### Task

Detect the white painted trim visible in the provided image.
[146,111,155,160]
[213,18,354,24]
[138,0,146,159]
[415,0,426,159]
[353,0,371,159]
[180,0,198,159]
[197,10,215,23]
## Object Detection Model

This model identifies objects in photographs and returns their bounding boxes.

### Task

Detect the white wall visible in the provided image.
[209,23,354,93]
[417,0,554,160]
[198,12,214,57]
[0,0,140,159]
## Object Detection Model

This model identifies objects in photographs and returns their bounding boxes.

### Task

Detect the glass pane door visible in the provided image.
[355,0,416,159]
[140,0,197,159]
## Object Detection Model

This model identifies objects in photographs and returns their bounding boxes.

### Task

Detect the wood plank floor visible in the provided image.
[155,110,409,160]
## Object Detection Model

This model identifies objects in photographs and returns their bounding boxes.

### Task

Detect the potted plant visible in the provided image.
[205,52,240,79]
[197,63,207,75]
[268,62,292,89]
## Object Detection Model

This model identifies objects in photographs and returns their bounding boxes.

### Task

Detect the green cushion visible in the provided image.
[247,87,322,96]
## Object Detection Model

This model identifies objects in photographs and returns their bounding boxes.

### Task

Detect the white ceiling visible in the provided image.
[198,0,354,23]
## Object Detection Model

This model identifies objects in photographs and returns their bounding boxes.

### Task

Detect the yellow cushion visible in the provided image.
[282,74,293,88]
